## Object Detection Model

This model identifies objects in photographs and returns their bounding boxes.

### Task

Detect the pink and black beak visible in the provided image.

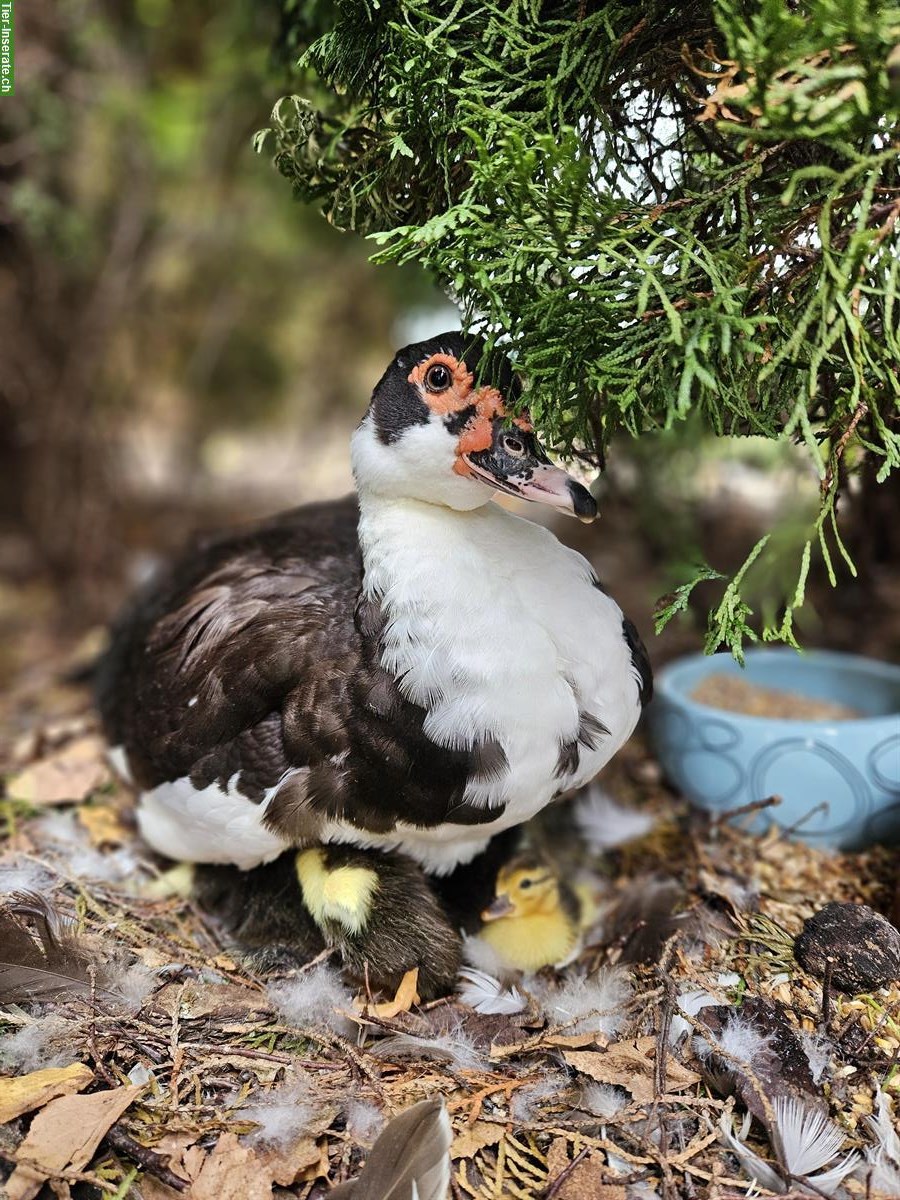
[463,423,597,523]
[481,893,515,922]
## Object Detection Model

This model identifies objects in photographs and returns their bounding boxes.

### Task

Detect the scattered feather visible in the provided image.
[344,1098,385,1143]
[581,1082,629,1119]
[669,987,722,1044]
[457,968,526,1015]
[719,1112,784,1193]
[534,968,631,1037]
[0,861,54,896]
[508,1070,569,1123]
[575,785,654,851]
[267,964,355,1036]
[861,1089,900,1194]
[32,811,143,883]
[370,1028,485,1071]
[0,1015,77,1070]
[331,1096,451,1200]
[770,1095,859,1191]
[127,1062,153,1087]
[242,1076,317,1146]
[461,933,516,980]
[798,1031,833,1085]
[0,892,144,1006]
[693,1010,774,1067]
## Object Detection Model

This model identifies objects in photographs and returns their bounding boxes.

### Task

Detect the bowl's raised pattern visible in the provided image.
[649,650,900,850]
[748,737,871,838]
[868,734,900,794]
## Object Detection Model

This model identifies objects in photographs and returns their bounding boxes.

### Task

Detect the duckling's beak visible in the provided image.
[481,893,515,921]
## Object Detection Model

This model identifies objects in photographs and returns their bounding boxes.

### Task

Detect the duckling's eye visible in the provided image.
[519,878,534,890]
[501,433,525,456]
[424,363,452,392]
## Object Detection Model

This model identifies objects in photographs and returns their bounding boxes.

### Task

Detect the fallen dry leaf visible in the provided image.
[0,1063,94,1124]
[451,1119,504,1159]
[190,1132,278,1200]
[7,736,110,806]
[7,1083,144,1200]
[564,1038,699,1102]
[76,803,128,847]
[263,1134,322,1187]
[546,1138,624,1200]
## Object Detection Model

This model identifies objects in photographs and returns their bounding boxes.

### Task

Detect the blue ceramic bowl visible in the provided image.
[648,649,900,849]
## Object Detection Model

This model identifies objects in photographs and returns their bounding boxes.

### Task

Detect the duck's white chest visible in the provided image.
[355,500,642,865]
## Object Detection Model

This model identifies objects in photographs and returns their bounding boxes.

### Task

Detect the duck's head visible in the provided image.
[481,857,565,922]
[352,332,597,521]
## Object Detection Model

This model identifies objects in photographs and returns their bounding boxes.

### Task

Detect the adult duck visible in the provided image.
[97,332,651,875]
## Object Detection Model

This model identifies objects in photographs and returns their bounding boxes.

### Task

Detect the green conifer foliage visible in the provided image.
[262,0,900,655]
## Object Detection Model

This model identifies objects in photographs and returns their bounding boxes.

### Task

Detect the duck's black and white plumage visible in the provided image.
[98,332,651,874]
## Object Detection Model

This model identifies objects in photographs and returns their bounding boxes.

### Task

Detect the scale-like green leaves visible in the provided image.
[264,0,900,656]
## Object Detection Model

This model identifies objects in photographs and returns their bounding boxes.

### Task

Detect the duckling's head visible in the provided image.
[351,332,596,521]
[481,858,565,922]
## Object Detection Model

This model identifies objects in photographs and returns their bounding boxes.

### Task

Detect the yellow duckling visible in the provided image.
[478,856,598,973]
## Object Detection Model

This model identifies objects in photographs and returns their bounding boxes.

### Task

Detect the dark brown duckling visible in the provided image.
[294,845,461,1001]
[195,845,461,1001]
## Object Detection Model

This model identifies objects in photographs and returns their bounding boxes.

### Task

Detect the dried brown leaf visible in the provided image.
[546,1139,624,1200]
[564,1037,699,1102]
[189,1132,274,1200]
[450,1120,503,1159]
[76,803,128,847]
[7,1083,144,1200]
[0,1063,94,1124]
[7,736,110,806]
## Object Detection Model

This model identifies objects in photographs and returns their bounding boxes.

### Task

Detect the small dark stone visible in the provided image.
[794,901,900,994]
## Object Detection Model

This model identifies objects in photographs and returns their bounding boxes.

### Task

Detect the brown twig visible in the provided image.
[711,794,781,828]
[104,1125,189,1193]
[822,400,869,497]
[541,1146,589,1199]
[821,956,835,1029]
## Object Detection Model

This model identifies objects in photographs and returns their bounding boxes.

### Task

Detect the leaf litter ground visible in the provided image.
[2,675,900,1199]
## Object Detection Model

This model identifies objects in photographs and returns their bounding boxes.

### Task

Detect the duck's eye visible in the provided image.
[424,363,452,392]
[501,433,525,456]
[519,878,534,890]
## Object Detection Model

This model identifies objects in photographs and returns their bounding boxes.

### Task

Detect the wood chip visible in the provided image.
[356,967,420,1019]
[76,803,128,847]
[564,1037,699,1102]
[7,736,110,806]
[6,1083,144,1200]
[0,1063,94,1124]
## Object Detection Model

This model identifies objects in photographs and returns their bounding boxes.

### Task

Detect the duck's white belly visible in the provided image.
[128,499,643,873]
[345,498,643,869]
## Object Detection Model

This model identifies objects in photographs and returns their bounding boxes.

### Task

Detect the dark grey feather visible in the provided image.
[331,1096,451,1200]
[0,893,118,1003]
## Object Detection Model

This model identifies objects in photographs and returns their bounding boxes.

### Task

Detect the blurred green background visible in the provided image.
[0,0,455,618]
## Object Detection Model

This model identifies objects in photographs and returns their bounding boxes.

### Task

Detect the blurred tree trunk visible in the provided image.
[0,0,150,617]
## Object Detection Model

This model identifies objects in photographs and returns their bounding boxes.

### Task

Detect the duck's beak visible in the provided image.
[463,426,598,524]
[481,893,515,922]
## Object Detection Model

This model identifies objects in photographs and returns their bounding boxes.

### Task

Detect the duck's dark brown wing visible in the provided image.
[97,496,363,791]
[97,495,506,843]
